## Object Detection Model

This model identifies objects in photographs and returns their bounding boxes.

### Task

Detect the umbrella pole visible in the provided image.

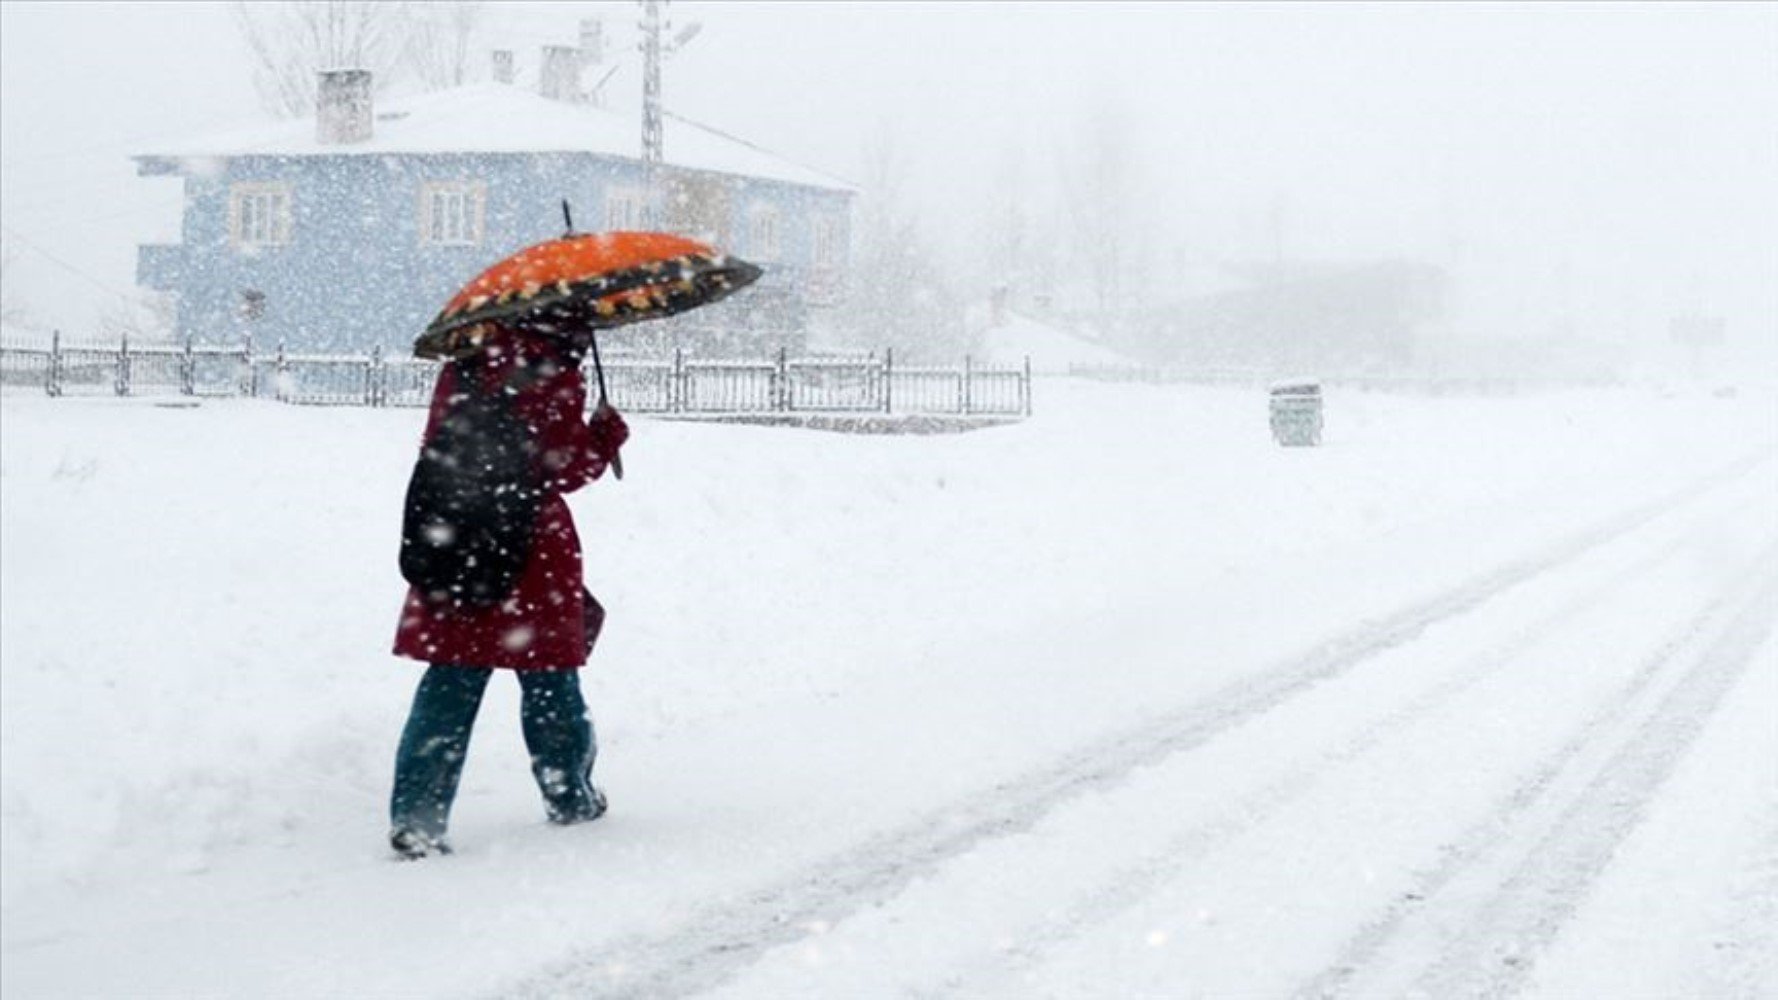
[588,329,610,401]
[587,330,624,480]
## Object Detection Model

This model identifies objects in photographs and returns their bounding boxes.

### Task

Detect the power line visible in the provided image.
[0,29,595,173]
[30,196,188,231]
[0,224,141,303]
[0,8,636,174]
[2,182,186,226]
[402,5,625,56]
[0,109,271,171]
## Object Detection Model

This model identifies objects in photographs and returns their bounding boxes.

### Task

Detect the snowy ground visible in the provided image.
[1,379,1774,999]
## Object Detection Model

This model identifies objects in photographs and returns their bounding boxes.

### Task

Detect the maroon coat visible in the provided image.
[393,329,622,670]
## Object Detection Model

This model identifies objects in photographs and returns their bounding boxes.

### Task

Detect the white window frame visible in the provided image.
[419,181,486,247]
[748,204,781,261]
[228,182,292,248]
[604,185,646,231]
[811,215,841,267]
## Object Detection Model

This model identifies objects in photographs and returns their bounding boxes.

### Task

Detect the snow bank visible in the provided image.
[979,312,1134,374]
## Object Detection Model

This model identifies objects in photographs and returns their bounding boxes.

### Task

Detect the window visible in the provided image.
[807,215,843,306]
[229,183,291,248]
[811,216,841,267]
[749,205,780,260]
[420,181,485,246]
[604,186,646,230]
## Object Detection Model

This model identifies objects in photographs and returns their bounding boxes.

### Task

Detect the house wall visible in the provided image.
[137,152,852,356]
[1128,262,1447,376]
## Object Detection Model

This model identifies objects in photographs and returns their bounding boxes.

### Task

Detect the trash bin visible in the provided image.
[1269,379,1322,446]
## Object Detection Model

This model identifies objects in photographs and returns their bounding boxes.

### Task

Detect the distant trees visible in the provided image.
[961,100,1155,339]
[96,290,177,343]
[400,2,485,92]
[232,1,485,118]
[1061,101,1141,323]
[839,127,968,362]
[836,102,1156,357]
[982,139,1043,318]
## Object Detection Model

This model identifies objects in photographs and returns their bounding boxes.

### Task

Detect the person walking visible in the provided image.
[388,322,628,860]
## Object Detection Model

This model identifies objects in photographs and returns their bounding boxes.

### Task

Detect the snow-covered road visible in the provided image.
[521,446,1778,1000]
[2,381,1773,998]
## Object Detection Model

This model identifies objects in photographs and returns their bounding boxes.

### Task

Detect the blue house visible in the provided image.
[135,69,854,356]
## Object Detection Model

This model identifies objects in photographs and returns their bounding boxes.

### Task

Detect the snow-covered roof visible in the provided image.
[981,312,1137,374]
[138,83,854,193]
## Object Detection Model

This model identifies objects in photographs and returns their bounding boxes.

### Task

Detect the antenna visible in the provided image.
[562,199,575,235]
[588,63,621,105]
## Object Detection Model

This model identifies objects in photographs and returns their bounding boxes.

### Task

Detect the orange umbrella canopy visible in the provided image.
[415,231,763,360]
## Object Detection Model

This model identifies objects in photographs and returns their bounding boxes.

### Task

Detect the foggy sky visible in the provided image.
[2,1,1774,375]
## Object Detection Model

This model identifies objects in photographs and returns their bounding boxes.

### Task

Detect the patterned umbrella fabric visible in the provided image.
[415,230,763,361]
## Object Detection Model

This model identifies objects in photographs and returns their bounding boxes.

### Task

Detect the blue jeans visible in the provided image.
[390,664,601,840]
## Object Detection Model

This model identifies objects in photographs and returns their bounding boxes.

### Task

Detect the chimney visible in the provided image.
[491,50,514,85]
[316,68,373,145]
[578,19,605,67]
[579,18,609,107]
[539,45,581,102]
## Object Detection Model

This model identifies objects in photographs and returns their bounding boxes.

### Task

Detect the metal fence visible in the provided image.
[0,335,256,398]
[0,335,1032,417]
[1066,362,1626,396]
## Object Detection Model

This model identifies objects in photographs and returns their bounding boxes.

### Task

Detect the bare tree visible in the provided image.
[841,125,967,361]
[982,136,1065,321]
[96,289,177,344]
[232,1,411,118]
[1059,99,1148,326]
[984,139,1029,310]
[402,3,485,91]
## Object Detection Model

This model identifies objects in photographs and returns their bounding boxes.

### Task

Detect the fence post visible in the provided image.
[882,347,893,414]
[672,347,684,413]
[274,341,288,403]
[116,334,130,396]
[961,354,973,415]
[47,329,62,397]
[368,345,384,407]
[1023,355,1033,416]
[240,334,255,398]
[181,335,195,396]
[775,346,790,412]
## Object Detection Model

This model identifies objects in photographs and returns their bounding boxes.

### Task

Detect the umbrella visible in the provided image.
[415,208,762,361]
[415,202,764,479]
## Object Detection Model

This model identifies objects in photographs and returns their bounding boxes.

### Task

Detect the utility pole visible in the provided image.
[640,0,664,169]
[638,0,702,226]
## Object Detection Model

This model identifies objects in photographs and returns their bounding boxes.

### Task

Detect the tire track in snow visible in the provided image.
[1299,548,1778,999]
[497,451,1772,1000]
[913,505,1774,1000]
